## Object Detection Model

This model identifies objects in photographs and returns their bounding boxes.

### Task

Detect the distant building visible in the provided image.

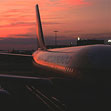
[77,39,104,46]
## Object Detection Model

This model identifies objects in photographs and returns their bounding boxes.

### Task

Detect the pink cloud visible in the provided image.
[0,0,92,38]
[37,0,91,13]
[38,0,90,7]
[0,22,35,28]
[60,0,89,5]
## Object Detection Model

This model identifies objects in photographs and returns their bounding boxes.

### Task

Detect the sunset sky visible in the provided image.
[0,0,110,49]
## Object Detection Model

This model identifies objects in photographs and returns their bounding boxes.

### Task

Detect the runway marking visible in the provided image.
[26,85,65,111]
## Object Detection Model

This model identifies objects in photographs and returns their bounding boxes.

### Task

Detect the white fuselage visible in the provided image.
[33,45,111,80]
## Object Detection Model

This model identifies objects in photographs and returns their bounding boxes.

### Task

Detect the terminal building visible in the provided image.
[77,38,104,46]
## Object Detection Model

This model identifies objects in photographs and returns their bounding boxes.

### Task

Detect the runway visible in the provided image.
[0,77,97,111]
[0,72,111,111]
[0,53,110,111]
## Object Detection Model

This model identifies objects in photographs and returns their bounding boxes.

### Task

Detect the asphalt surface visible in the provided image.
[0,53,111,111]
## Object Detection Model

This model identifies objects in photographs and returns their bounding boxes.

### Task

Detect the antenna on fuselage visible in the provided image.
[35,4,46,50]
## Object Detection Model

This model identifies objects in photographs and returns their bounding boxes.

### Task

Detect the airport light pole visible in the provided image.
[54,31,59,46]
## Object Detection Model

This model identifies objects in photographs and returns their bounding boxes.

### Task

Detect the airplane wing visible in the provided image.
[0,52,35,76]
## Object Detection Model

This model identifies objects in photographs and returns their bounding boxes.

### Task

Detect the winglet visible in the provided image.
[36,4,46,50]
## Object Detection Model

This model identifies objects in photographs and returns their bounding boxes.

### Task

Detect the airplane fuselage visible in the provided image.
[33,45,111,81]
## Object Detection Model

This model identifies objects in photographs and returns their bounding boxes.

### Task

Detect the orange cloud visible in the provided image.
[61,0,89,5]
[2,0,107,41]
[37,0,90,11]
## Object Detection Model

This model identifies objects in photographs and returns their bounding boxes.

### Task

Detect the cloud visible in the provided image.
[6,9,23,13]
[0,37,37,50]
[43,17,63,20]
[60,0,89,5]
[0,37,35,44]
[10,33,36,38]
[0,21,62,28]
[43,21,62,25]
[0,22,35,28]
[64,30,82,33]
[38,0,90,8]
[0,0,93,39]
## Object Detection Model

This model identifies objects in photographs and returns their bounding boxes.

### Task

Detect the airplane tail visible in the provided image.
[35,5,46,50]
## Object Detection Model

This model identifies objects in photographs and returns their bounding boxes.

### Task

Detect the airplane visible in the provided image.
[0,4,111,80]
[32,5,111,83]
[0,4,111,111]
